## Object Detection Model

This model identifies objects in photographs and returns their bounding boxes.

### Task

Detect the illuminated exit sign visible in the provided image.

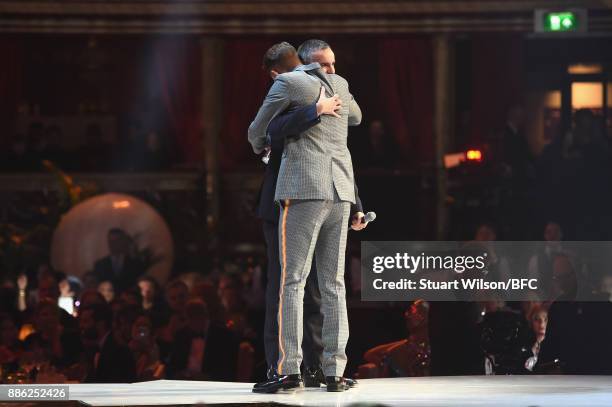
[535,9,587,33]
[546,12,577,31]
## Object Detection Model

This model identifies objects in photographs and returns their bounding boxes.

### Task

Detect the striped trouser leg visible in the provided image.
[277,199,328,375]
[314,197,350,377]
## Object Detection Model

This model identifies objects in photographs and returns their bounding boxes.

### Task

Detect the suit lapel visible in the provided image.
[310,69,335,96]
[295,63,335,96]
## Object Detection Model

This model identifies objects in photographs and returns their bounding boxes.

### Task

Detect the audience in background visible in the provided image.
[137,276,165,325]
[0,117,176,173]
[356,119,399,170]
[97,281,115,303]
[94,228,145,292]
[359,300,431,378]
[129,314,164,381]
[527,221,564,300]
[166,298,239,381]
[79,303,136,383]
[523,305,547,372]
[77,123,116,172]
[0,313,22,366]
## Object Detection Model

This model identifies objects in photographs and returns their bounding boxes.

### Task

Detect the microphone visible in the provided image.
[350,211,376,229]
[363,211,376,224]
[261,149,271,164]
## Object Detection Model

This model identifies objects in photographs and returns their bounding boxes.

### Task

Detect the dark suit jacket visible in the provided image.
[255,102,363,223]
[166,323,239,381]
[92,331,137,383]
[93,255,145,292]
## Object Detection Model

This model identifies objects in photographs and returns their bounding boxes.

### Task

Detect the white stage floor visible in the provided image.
[68,376,612,406]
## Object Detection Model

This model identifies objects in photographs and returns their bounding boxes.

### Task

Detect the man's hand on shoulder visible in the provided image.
[316,86,342,118]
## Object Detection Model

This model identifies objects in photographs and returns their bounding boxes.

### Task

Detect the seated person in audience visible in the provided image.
[81,272,100,290]
[22,298,82,371]
[79,303,136,383]
[166,299,239,381]
[218,273,257,342]
[600,274,612,302]
[359,300,430,378]
[93,228,145,293]
[192,280,226,325]
[157,279,189,360]
[356,120,399,170]
[478,298,528,375]
[97,281,115,303]
[58,274,82,316]
[17,266,59,314]
[527,222,564,300]
[129,314,165,381]
[138,276,167,329]
[117,287,143,309]
[0,312,23,368]
[522,305,548,372]
[78,289,107,310]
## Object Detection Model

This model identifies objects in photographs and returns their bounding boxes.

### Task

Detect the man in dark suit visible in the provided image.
[254,42,366,392]
[94,228,145,293]
[79,303,137,383]
[166,299,239,381]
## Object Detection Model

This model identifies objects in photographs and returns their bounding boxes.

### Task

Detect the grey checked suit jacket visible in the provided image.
[248,63,362,204]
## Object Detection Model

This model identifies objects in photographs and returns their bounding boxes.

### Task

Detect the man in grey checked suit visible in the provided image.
[248,40,361,393]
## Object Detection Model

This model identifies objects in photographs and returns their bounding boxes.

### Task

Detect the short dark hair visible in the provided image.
[81,303,113,329]
[165,278,188,294]
[297,39,330,64]
[262,42,297,72]
[185,298,209,320]
[113,303,142,328]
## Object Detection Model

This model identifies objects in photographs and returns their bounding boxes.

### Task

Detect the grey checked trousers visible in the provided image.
[277,194,350,377]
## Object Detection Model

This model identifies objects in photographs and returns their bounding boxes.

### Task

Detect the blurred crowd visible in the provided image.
[484,106,612,241]
[360,221,612,379]
[0,226,266,384]
[2,219,612,385]
[1,120,172,172]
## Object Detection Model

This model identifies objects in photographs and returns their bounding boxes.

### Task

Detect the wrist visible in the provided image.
[316,102,323,116]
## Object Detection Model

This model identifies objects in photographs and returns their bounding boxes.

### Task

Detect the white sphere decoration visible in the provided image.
[50,193,174,284]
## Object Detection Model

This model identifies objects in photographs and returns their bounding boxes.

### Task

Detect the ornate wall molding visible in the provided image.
[1,1,611,16]
[1,0,611,34]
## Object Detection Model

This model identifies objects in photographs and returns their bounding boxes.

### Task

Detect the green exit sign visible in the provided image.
[535,9,587,33]
[545,12,577,31]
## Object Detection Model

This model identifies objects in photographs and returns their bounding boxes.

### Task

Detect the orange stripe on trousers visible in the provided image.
[277,199,290,374]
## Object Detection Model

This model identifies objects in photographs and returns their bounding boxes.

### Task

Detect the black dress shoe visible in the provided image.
[325,376,350,392]
[252,366,278,391]
[266,365,278,380]
[344,377,358,387]
[252,374,304,394]
[303,366,325,388]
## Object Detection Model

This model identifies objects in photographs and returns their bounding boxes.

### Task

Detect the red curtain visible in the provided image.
[153,38,202,164]
[219,39,273,171]
[377,37,435,166]
[0,37,24,143]
[470,34,524,143]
